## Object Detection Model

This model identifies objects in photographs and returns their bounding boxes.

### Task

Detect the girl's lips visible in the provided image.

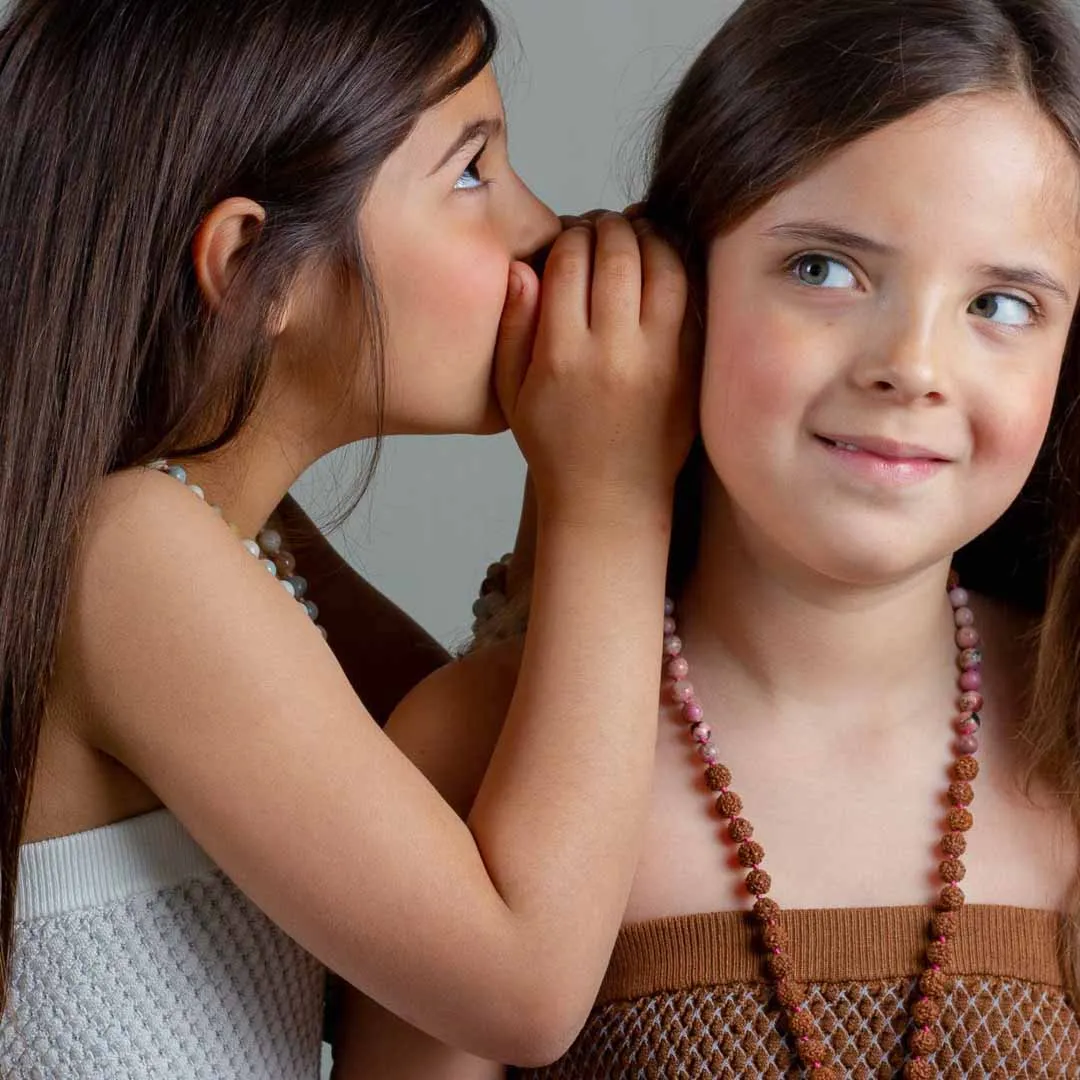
[814,434,951,484]
[817,434,951,461]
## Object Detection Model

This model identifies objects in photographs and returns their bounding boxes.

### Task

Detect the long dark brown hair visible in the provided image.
[645,0,1080,997]
[0,0,497,1010]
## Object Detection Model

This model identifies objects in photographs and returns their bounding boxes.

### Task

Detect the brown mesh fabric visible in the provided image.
[515,906,1079,1079]
[518,976,1079,1078]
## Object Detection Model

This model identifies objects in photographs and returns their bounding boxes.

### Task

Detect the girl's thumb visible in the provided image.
[494,261,540,423]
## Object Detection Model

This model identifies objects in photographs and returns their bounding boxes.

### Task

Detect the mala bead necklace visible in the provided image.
[149,460,326,639]
[664,569,982,1080]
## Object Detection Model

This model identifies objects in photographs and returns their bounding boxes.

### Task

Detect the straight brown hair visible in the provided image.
[0,0,497,1012]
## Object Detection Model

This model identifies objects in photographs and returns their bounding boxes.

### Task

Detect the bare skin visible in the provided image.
[340,91,1080,1076]
[24,65,694,1065]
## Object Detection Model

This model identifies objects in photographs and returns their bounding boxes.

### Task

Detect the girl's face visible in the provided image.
[279,65,558,446]
[359,65,559,436]
[700,92,1080,585]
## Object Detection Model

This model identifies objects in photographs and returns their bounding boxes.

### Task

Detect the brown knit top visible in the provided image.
[518,905,1080,1078]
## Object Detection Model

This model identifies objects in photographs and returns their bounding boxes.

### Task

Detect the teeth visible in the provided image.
[832,440,860,452]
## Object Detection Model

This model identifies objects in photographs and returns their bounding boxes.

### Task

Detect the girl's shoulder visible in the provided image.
[59,464,348,760]
[387,638,522,818]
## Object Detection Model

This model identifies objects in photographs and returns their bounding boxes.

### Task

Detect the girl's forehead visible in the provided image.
[735,93,1080,266]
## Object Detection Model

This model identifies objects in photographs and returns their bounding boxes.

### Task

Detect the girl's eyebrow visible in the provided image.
[429,116,504,175]
[976,264,1071,304]
[767,221,1071,303]
[764,220,895,256]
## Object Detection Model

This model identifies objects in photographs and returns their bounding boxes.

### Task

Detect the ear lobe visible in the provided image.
[191,196,267,311]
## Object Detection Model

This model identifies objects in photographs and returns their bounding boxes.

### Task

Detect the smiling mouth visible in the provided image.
[815,435,951,463]
[812,434,954,486]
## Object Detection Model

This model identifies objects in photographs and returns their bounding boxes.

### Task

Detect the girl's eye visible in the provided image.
[791,254,857,290]
[454,151,486,191]
[969,293,1035,327]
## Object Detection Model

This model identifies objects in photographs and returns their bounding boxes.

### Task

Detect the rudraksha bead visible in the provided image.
[941,832,967,857]
[746,868,772,895]
[762,924,788,952]
[796,1039,829,1065]
[947,781,974,806]
[926,940,952,967]
[729,818,754,842]
[931,911,959,939]
[946,807,973,832]
[904,1057,936,1079]
[939,884,965,910]
[767,953,794,979]
[952,756,980,782]
[912,997,942,1025]
[789,1007,815,1038]
[738,841,766,867]
[920,968,948,998]
[775,979,807,1008]
[705,764,733,791]
[716,791,743,818]
[939,858,966,883]
[754,898,782,923]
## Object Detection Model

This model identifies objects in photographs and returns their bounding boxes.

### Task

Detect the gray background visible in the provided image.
[295,0,738,650]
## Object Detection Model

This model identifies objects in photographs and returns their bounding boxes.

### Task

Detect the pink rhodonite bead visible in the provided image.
[956,735,980,755]
[683,702,704,724]
[671,680,695,703]
[959,670,981,692]
[958,648,982,671]
[666,657,690,680]
[664,617,677,636]
[956,715,980,736]
[956,627,980,649]
[699,743,719,763]
[691,723,712,743]
[664,635,683,657]
[958,691,983,713]
[954,606,975,628]
[948,587,970,609]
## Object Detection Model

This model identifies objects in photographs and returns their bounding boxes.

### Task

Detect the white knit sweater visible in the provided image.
[2,810,325,1078]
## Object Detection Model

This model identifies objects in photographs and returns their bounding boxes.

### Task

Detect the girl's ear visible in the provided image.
[191,197,267,312]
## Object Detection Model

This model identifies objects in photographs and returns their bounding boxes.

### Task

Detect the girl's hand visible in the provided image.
[494,212,695,527]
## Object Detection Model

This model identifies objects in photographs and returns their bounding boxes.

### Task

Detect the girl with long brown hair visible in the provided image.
[358,0,1080,1075]
[0,0,696,1074]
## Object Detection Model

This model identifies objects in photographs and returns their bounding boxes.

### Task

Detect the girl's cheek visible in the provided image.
[973,370,1060,475]
[430,233,509,337]
[700,309,812,440]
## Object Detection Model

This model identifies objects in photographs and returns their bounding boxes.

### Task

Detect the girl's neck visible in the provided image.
[677,488,959,732]
[170,403,321,540]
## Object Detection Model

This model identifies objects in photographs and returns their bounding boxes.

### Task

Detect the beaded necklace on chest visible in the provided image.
[664,570,982,1080]
[149,460,326,639]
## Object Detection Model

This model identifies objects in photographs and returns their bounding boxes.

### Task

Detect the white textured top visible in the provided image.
[2,810,325,1078]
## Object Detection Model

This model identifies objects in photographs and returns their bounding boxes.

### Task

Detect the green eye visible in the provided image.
[793,255,856,289]
[969,293,1034,327]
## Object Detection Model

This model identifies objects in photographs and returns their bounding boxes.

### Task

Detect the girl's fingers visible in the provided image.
[493,261,540,421]
[591,213,643,333]
[537,225,594,342]
[637,223,688,331]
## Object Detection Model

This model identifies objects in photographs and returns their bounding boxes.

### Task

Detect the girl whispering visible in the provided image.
[0,0,694,1075]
